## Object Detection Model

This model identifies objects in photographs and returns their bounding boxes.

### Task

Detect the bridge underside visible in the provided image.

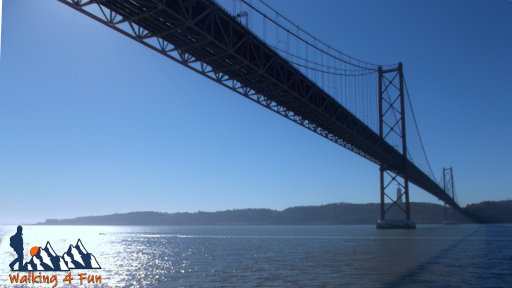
[58,0,459,210]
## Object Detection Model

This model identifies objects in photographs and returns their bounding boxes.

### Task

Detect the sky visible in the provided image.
[0,0,511,224]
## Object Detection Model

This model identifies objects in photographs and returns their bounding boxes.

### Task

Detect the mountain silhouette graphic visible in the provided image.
[62,239,101,269]
[23,242,69,271]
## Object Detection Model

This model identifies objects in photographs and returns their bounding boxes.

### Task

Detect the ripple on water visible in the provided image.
[0,224,510,288]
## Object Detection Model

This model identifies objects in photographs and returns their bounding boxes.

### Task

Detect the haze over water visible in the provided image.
[0,224,510,287]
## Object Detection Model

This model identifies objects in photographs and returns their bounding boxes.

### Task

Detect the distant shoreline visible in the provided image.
[35,200,512,226]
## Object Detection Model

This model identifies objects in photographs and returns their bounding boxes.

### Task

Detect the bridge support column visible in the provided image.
[376,63,416,229]
[442,167,458,224]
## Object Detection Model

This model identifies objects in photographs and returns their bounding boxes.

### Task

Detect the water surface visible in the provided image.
[0,225,510,287]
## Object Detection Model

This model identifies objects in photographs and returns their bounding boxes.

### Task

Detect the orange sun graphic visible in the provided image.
[30,246,40,257]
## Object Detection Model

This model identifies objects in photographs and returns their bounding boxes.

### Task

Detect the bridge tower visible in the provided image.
[442,167,457,223]
[376,63,416,229]
[442,167,456,201]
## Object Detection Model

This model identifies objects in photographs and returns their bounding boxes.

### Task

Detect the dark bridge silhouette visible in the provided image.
[57,0,459,228]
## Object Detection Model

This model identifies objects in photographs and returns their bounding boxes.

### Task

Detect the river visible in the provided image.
[0,224,510,287]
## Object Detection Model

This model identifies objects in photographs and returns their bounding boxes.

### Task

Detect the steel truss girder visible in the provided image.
[57,0,460,210]
[57,0,387,162]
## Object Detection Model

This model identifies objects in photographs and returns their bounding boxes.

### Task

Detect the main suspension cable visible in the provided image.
[404,75,437,182]
[253,0,396,69]
[239,0,383,71]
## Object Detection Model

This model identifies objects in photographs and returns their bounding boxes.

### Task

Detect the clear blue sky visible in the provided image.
[1,0,511,224]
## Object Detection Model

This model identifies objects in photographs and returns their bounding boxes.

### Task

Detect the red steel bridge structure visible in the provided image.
[57,0,461,228]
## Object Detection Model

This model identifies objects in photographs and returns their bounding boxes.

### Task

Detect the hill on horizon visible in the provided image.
[37,201,493,225]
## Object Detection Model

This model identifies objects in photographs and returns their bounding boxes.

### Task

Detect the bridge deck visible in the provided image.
[60,0,459,209]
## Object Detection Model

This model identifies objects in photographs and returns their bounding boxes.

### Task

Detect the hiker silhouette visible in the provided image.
[9,226,24,271]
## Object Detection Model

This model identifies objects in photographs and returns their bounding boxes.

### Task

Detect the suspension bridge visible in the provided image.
[57,0,460,228]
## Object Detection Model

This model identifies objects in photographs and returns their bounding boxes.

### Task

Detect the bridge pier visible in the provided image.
[376,63,416,229]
